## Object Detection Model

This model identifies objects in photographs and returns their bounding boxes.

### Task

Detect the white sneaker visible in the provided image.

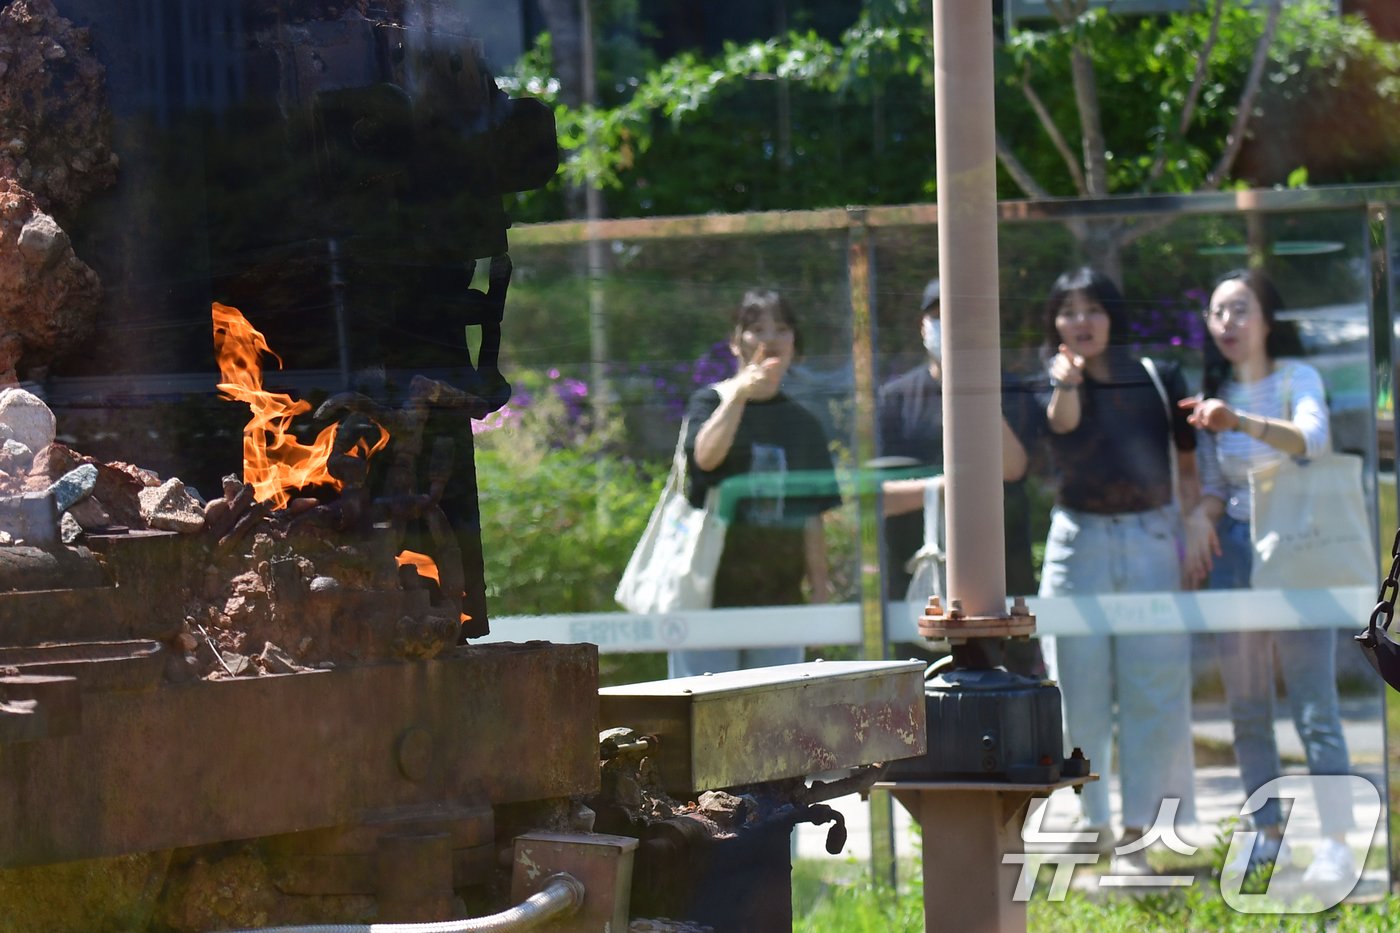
[1070,821,1116,856]
[1301,838,1358,887]
[1223,832,1290,879]
[1109,846,1153,877]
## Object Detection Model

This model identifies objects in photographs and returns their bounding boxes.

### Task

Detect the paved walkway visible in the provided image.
[795,700,1390,899]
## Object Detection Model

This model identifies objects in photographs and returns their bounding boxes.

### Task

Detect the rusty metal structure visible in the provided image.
[0,3,928,930]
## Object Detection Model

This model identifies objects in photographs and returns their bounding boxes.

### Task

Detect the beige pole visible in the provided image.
[934,0,1006,622]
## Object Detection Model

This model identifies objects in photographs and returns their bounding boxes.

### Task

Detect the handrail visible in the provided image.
[510,184,1400,246]
[478,586,1377,654]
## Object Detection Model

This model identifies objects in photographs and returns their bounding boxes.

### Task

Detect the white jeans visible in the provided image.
[1041,505,1196,830]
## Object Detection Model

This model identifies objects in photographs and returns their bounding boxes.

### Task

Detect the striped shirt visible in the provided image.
[1196,360,1330,523]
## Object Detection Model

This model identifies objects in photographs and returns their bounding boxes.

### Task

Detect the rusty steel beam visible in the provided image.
[0,642,598,868]
[599,661,926,797]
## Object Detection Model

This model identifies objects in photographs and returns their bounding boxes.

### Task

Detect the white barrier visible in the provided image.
[476,586,1378,653]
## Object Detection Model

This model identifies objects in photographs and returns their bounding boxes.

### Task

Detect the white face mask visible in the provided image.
[922,318,941,359]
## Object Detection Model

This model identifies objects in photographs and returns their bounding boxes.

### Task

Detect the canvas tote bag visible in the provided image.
[903,474,946,629]
[615,420,728,613]
[1248,363,1374,589]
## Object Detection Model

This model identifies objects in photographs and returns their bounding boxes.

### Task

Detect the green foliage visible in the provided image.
[789,860,1400,932]
[792,878,925,933]
[791,816,1400,931]
[998,0,1400,195]
[509,1,1400,222]
[474,374,664,616]
[508,6,939,217]
[791,850,926,933]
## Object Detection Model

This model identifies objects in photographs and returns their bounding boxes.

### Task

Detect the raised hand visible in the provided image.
[732,356,785,401]
[1049,344,1086,387]
[1178,397,1237,433]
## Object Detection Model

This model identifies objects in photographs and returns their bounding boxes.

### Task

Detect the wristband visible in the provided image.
[1049,377,1076,390]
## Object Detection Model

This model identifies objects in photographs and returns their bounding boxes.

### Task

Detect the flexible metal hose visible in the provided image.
[218,873,585,933]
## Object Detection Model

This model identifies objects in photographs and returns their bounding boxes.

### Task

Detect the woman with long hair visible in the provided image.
[1038,266,1199,874]
[1182,268,1356,883]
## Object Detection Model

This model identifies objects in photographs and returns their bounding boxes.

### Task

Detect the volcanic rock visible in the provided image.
[0,0,117,215]
[257,642,302,675]
[0,181,100,380]
[59,510,80,544]
[0,387,54,456]
[0,438,31,473]
[43,444,145,528]
[139,478,205,534]
[48,464,96,512]
[66,496,112,530]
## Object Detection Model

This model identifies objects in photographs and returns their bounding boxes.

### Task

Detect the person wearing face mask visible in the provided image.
[875,279,1043,675]
[1181,268,1357,885]
[1037,266,1200,875]
[668,288,842,679]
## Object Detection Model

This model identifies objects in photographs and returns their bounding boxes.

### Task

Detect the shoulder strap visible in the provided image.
[1278,360,1295,421]
[1141,357,1181,505]
[670,418,691,488]
[1140,357,1170,418]
[1140,357,1177,449]
[924,474,945,554]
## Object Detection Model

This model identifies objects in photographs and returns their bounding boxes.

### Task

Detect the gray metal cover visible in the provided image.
[599,660,927,795]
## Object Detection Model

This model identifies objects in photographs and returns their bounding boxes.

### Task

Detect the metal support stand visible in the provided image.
[883,778,1091,933]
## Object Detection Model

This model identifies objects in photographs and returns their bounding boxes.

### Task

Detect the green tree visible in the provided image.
[508,0,1400,258]
[997,0,1400,274]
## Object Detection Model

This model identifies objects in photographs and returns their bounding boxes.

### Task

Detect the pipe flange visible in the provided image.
[917,595,1036,642]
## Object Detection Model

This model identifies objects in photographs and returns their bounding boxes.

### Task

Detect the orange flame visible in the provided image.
[396,549,441,585]
[213,302,387,508]
[395,549,471,623]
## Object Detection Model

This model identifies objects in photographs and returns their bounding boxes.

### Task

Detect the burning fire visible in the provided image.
[396,549,471,623]
[212,302,387,508]
[396,549,441,585]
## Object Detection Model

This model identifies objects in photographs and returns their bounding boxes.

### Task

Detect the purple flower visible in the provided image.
[692,341,737,386]
[472,403,522,435]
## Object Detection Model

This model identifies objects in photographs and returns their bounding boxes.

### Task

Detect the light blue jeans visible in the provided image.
[1041,505,1196,830]
[668,647,804,678]
[1212,516,1355,834]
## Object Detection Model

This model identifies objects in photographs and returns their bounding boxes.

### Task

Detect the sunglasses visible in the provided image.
[1357,529,1400,692]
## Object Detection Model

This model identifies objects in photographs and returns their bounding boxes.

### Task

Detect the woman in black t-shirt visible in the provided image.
[669,289,841,679]
[1038,267,1199,873]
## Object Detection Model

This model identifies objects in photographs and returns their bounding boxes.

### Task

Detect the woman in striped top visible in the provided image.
[1182,268,1356,884]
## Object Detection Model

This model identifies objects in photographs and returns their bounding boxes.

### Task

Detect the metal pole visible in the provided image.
[934,0,1006,621]
[924,4,1026,932]
[848,210,897,890]
[581,0,611,416]
[1374,200,1398,895]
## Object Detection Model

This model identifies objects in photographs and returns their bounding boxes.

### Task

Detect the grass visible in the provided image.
[792,857,925,933]
[792,813,1399,932]
[792,855,1400,932]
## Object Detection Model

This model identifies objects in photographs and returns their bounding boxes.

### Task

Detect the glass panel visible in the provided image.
[4,0,1395,923]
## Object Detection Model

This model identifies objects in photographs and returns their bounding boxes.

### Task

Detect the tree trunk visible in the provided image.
[1068,46,1108,197]
[537,0,584,108]
[1082,220,1123,286]
[538,0,589,218]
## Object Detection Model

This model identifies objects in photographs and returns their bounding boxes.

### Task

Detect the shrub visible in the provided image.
[475,370,665,617]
